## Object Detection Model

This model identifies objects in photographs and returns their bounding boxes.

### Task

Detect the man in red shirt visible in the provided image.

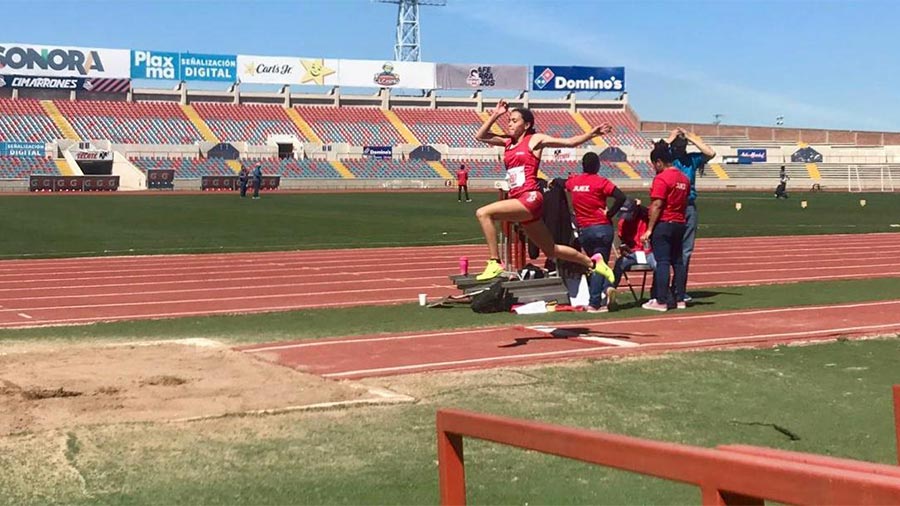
[456,163,471,202]
[640,141,690,311]
[565,152,626,312]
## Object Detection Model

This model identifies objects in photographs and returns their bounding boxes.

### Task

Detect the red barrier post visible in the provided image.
[436,408,900,505]
[437,415,467,505]
[894,385,900,465]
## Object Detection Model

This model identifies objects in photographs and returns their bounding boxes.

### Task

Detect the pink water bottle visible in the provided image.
[459,256,469,275]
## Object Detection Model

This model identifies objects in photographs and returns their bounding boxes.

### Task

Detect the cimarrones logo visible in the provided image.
[373,63,400,86]
[533,67,555,89]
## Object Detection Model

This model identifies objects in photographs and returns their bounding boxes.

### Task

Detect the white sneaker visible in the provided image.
[676,301,687,309]
[642,300,668,312]
[586,305,608,313]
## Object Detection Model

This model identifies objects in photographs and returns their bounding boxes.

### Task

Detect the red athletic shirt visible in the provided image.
[503,134,541,198]
[617,207,651,253]
[649,167,690,223]
[565,173,617,227]
[456,169,468,186]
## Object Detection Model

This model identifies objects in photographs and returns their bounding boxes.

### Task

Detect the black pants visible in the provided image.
[457,184,469,201]
[239,182,247,197]
[775,182,788,198]
[253,182,260,198]
[651,221,687,306]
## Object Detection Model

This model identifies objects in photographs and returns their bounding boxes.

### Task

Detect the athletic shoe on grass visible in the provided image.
[642,299,668,312]
[605,286,618,310]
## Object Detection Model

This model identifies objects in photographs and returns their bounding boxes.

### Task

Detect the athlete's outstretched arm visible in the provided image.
[532,123,613,149]
[474,100,511,147]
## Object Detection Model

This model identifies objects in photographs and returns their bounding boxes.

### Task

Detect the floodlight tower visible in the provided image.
[376,0,446,61]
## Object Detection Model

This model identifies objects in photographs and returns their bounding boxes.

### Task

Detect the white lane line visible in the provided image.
[238,299,900,353]
[17,313,32,319]
[321,323,900,378]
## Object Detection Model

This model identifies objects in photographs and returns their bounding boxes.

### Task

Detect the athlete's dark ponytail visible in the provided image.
[513,107,536,135]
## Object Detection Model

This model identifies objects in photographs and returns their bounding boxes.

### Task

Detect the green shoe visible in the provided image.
[591,254,615,283]
[475,259,504,281]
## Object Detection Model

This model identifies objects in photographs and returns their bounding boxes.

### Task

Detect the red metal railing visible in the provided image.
[437,386,900,505]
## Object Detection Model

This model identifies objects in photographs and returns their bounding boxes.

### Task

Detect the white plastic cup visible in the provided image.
[860,199,867,207]
[735,202,742,211]
[801,200,808,208]
[418,294,427,306]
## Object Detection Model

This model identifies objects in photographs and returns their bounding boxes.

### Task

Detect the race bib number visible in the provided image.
[506,166,525,189]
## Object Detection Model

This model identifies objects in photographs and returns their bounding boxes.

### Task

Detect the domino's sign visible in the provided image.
[532,66,625,92]
[131,50,180,80]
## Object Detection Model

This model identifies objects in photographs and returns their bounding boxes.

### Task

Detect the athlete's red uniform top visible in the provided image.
[456,168,468,186]
[503,134,543,222]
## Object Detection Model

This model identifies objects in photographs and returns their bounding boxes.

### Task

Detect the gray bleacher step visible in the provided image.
[449,274,571,305]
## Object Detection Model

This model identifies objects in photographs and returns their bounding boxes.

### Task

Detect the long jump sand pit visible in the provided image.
[0,339,411,436]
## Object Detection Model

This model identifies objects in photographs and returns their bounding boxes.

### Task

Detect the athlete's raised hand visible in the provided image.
[491,99,509,118]
[590,123,613,137]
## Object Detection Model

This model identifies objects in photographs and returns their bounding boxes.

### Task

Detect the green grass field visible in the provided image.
[0,191,897,258]
[1,190,899,505]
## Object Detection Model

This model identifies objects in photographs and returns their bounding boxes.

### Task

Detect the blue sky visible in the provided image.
[4,0,898,131]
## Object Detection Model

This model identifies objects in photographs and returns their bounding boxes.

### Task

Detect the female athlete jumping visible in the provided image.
[473,99,616,282]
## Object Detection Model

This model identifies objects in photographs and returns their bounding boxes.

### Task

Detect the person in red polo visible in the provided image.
[565,152,626,312]
[640,140,690,311]
[456,163,471,202]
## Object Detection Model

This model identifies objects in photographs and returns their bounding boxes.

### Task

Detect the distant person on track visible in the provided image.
[472,99,616,284]
[667,128,715,302]
[251,163,263,200]
[456,163,471,202]
[566,152,627,312]
[775,165,790,199]
[238,164,249,198]
[641,140,690,311]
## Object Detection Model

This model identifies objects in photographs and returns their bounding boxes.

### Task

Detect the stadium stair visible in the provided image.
[54,158,75,176]
[806,163,821,180]
[40,101,80,141]
[179,104,219,143]
[573,112,639,180]
[708,163,730,180]
[381,109,452,179]
[286,108,355,179]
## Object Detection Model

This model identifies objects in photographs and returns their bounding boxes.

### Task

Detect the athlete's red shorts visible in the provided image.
[514,190,544,225]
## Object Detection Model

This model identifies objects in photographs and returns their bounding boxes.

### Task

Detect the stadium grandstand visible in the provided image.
[0,43,897,194]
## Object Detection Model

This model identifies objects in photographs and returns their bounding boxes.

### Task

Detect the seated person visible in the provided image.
[611,199,657,307]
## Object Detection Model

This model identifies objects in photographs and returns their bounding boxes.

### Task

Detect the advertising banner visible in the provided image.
[736,149,767,162]
[237,54,301,85]
[0,43,130,78]
[237,55,339,86]
[179,53,237,82]
[363,146,392,159]
[338,59,435,89]
[73,149,112,161]
[131,50,180,80]
[0,142,44,156]
[29,175,118,192]
[543,147,576,161]
[531,65,625,92]
[0,74,130,92]
[146,169,175,189]
[436,64,527,90]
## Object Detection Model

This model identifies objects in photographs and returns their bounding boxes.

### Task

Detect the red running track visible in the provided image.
[0,232,898,328]
[238,299,900,379]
